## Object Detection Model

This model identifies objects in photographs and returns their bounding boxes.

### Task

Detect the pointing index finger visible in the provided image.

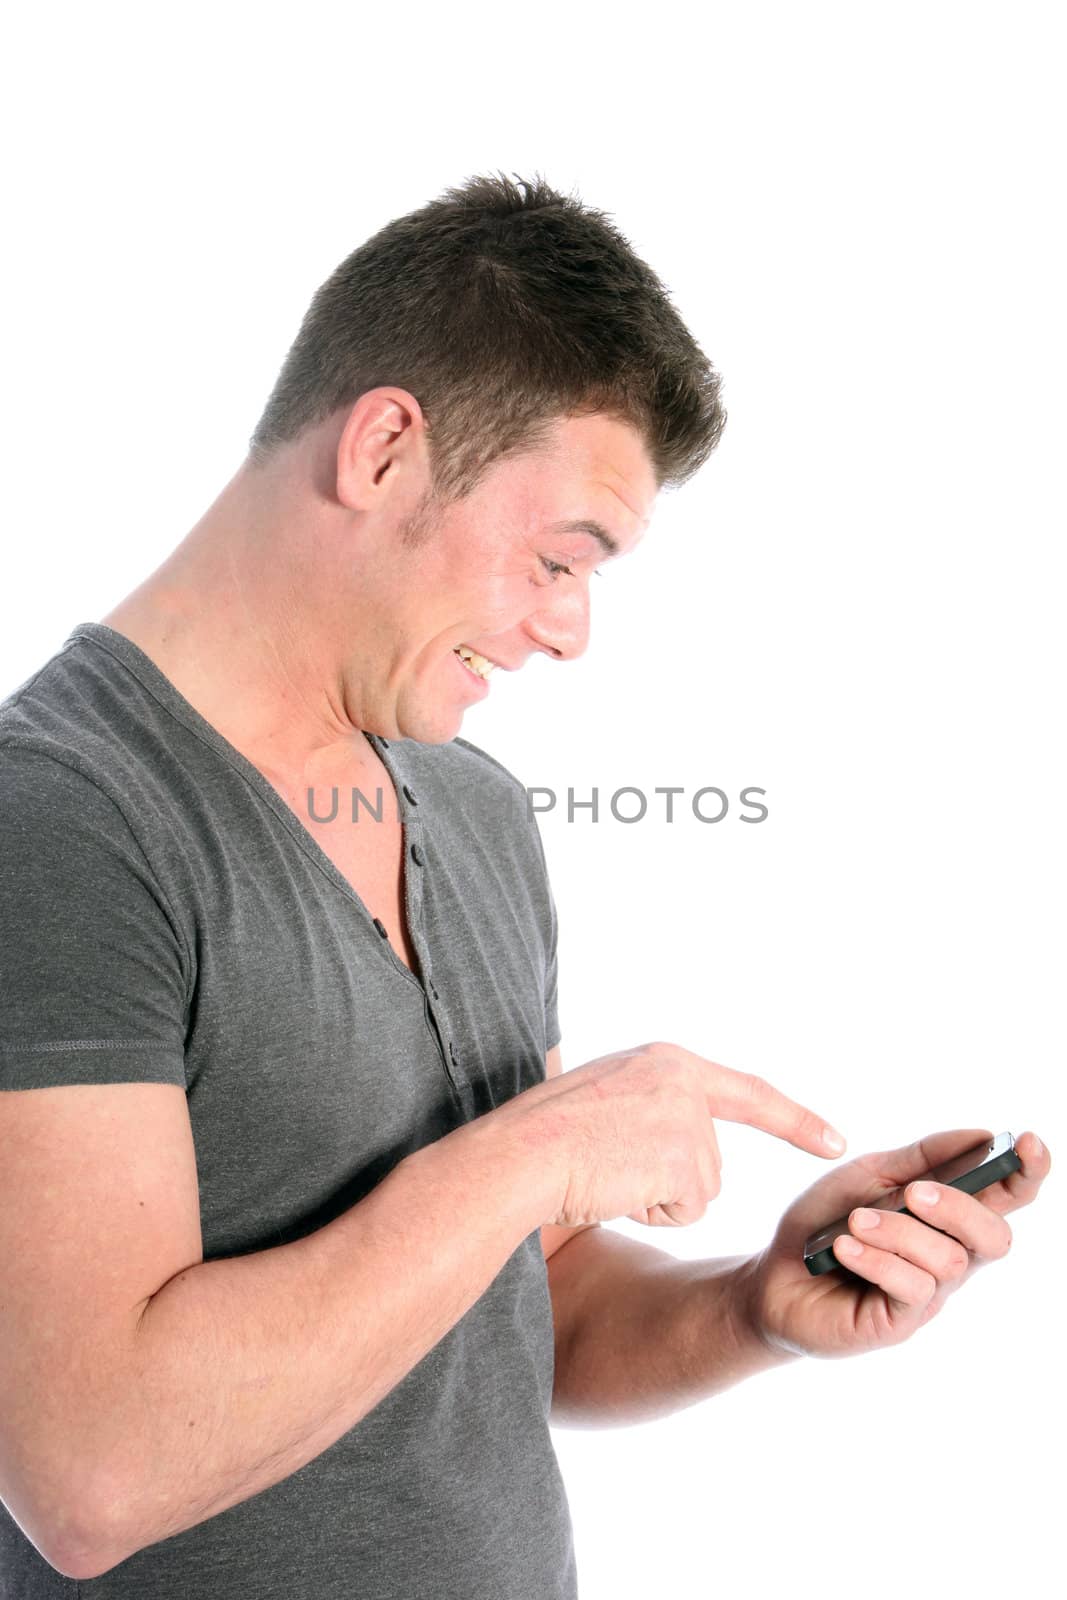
[694,1053,847,1157]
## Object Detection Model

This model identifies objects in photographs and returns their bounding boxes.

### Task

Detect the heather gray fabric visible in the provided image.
[0,621,573,1599]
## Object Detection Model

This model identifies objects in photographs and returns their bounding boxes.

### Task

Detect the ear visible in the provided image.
[334,387,429,512]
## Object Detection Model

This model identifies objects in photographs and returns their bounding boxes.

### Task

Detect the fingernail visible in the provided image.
[852,1208,880,1228]
[911,1181,939,1205]
[823,1126,846,1154]
[1031,1134,1044,1159]
[837,1235,863,1258]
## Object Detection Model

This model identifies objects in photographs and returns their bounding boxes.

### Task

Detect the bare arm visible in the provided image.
[81,1111,555,1580]
[546,1229,794,1428]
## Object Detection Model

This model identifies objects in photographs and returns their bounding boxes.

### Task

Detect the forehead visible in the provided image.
[503,412,658,536]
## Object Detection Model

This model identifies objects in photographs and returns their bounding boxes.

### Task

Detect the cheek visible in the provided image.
[478,574,530,629]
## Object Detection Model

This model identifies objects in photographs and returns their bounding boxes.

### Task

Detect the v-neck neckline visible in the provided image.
[66,621,425,990]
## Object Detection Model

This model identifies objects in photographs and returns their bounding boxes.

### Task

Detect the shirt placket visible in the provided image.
[368,734,476,1118]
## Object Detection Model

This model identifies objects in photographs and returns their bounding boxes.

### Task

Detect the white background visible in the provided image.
[3,3,1063,1596]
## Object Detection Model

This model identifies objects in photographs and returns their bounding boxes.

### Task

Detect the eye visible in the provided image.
[538,558,606,582]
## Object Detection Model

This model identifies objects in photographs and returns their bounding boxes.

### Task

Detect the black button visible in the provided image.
[430,984,439,999]
[449,1040,457,1060]
[379,738,389,748]
[403,784,418,805]
[411,842,422,866]
[372,917,389,939]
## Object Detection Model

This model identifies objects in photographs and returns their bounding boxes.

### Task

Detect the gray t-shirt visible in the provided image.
[0,621,574,1600]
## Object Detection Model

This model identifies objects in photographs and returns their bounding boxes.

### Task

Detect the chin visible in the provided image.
[423,718,466,746]
[395,708,466,747]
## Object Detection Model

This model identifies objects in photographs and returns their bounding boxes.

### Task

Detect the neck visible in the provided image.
[99,459,377,784]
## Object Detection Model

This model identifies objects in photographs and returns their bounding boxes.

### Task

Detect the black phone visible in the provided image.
[803,1131,1021,1276]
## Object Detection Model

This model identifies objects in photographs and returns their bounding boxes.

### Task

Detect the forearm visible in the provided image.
[78,1113,551,1579]
[547,1228,799,1429]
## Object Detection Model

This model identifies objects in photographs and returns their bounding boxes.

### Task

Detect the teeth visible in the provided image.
[454,646,496,679]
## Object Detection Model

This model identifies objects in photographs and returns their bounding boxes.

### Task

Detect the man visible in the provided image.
[0,172,1049,1597]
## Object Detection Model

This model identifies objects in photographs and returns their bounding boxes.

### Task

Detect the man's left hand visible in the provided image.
[736,1128,1050,1359]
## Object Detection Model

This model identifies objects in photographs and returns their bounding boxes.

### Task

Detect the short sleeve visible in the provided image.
[0,747,189,1090]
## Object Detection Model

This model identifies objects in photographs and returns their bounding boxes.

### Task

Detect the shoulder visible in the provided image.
[0,631,142,807]
[0,733,119,819]
[0,632,191,850]
[0,740,168,931]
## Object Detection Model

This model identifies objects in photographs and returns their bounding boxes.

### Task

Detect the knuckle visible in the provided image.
[661,1055,698,1096]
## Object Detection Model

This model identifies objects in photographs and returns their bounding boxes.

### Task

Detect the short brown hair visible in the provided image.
[248,171,726,502]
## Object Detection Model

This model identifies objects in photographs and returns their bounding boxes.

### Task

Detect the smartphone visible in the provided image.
[803,1132,1021,1276]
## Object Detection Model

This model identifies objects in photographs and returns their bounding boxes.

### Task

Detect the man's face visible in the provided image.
[352,411,657,744]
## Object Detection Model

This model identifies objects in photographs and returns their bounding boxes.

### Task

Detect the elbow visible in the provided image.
[47,1516,127,1580]
[48,1474,134,1581]
[0,1471,130,1582]
[51,1548,106,1583]
[51,1527,130,1583]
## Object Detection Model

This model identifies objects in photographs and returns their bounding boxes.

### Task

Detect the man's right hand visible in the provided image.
[496,1041,848,1229]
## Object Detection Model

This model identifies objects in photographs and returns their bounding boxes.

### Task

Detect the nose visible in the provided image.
[522,580,591,663]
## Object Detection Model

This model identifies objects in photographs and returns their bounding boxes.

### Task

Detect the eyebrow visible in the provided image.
[547,519,621,558]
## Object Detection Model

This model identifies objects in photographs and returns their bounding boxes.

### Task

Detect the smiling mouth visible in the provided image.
[453,645,497,680]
